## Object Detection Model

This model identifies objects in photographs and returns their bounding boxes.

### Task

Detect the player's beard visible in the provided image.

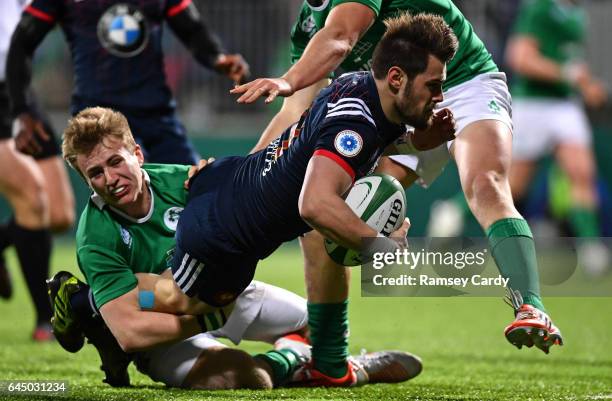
[396,81,433,130]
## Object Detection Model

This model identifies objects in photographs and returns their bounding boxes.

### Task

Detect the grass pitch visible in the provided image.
[0,242,611,401]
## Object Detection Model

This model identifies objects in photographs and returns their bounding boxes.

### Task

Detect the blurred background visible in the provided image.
[1,0,612,237]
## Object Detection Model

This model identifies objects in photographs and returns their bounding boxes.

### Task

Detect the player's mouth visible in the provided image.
[110,185,129,200]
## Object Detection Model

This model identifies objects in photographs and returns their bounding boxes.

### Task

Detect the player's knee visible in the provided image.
[467,170,507,202]
[12,179,48,224]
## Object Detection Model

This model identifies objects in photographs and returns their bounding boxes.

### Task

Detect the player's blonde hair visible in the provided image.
[62,107,136,174]
[371,12,458,80]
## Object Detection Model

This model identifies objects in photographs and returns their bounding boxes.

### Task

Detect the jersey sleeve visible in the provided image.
[331,0,381,16]
[314,116,379,182]
[77,244,137,309]
[25,0,63,24]
[165,0,193,17]
[290,5,315,64]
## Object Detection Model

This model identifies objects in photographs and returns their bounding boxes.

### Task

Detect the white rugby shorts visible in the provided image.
[389,72,513,187]
[133,280,307,387]
[512,98,591,161]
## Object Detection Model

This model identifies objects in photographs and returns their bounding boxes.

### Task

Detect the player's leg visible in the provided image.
[508,160,537,203]
[0,138,54,339]
[127,111,200,165]
[451,120,562,352]
[299,230,353,382]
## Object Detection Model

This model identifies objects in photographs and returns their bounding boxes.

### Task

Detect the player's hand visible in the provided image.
[579,79,608,109]
[230,77,294,104]
[184,157,215,189]
[13,112,50,156]
[389,217,410,249]
[214,54,250,85]
[411,108,456,151]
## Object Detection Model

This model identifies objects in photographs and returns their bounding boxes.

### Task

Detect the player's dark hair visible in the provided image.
[62,107,136,175]
[371,12,458,80]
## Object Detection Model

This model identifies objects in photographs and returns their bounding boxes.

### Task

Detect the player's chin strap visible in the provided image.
[503,287,523,311]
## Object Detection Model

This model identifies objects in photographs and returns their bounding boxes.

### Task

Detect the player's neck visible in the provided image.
[117,181,152,219]
[375,78,402,125]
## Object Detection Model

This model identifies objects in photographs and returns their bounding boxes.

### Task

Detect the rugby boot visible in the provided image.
[504,289,563,354]
[350,350,423,385]
[82,319,132,387]
[46,271,85,352]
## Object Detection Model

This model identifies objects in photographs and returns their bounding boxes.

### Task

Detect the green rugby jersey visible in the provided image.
[290,0,498,90]
[512,0,586,98]
[75,164,189,309]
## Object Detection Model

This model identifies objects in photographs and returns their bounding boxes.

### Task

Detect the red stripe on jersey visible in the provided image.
[313,150,355,182]
[167,0,192,17]
[25,5,55,23]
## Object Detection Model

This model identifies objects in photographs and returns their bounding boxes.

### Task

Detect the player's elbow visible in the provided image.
[298,194,318,224]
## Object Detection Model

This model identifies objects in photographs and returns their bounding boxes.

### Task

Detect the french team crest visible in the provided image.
[334,130,363,157]
[97,3,149,57]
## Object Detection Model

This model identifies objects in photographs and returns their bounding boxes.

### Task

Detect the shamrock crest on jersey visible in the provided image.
[163,207,183,231]
[97,3,149,57]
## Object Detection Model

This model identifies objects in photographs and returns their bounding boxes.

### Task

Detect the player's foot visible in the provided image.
[83,320,132,387]
[350,350,423,386]
[0,254,12,299]
[426,199,464,237]
[293,362,358,387]
[46,271,85,353]
[32,322,54,342]
[504,290,563,354]
[274,332,312,362]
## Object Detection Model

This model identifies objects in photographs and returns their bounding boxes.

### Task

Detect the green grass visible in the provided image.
[1,242,611,400]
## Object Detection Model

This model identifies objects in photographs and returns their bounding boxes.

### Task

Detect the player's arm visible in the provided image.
[166,1,249,84]
[250,79,329,153]
[299,155,377,250]
[99,286,203,352]
[6,12,54,155]
[506,36,607,108]
[230,2,375,104]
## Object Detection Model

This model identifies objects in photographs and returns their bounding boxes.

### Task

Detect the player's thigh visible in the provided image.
[37,156,75,232]
[134,334,271,389]
[450,119,513,195]
[128,112,200,164]
[239,281,308,344]
[0,139,48,226]
[375,156,419,188]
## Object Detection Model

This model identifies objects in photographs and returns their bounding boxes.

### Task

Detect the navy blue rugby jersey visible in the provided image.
[25,0,185,112]
[216,71,407,260]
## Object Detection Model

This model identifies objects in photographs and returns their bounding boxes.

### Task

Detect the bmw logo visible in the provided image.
[97,4,149,57]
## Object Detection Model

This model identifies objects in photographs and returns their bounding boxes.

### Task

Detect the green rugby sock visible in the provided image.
[254,349,301,386]
[308,301,349,378]
[568,207,600,237]
[487,218,545,311]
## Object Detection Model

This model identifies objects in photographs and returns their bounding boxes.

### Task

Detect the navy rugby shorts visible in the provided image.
[171,157,258,307]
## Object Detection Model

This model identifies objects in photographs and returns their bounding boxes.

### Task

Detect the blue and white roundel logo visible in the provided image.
[97,4,148,57]
[334,130,363,157]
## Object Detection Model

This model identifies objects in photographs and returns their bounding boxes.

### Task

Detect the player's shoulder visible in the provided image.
[75,201,124,250]
[321,72,378,129]
[144,163,189,185]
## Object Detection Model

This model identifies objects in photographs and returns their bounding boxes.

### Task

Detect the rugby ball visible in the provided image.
[324,173,406,266]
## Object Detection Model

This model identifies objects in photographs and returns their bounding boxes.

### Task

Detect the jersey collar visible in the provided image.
[90,169,155,224]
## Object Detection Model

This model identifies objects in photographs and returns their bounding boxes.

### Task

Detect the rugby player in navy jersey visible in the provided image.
[161,13,458,386]
[6,0,248,164]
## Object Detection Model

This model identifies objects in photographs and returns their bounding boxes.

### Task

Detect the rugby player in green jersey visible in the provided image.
[50,106,421,388]
[230,1,563,381]
[506,0,608,276]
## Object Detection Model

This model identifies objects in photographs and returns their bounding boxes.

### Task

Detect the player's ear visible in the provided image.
[134,144,145,166]
[387,66,404,94]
